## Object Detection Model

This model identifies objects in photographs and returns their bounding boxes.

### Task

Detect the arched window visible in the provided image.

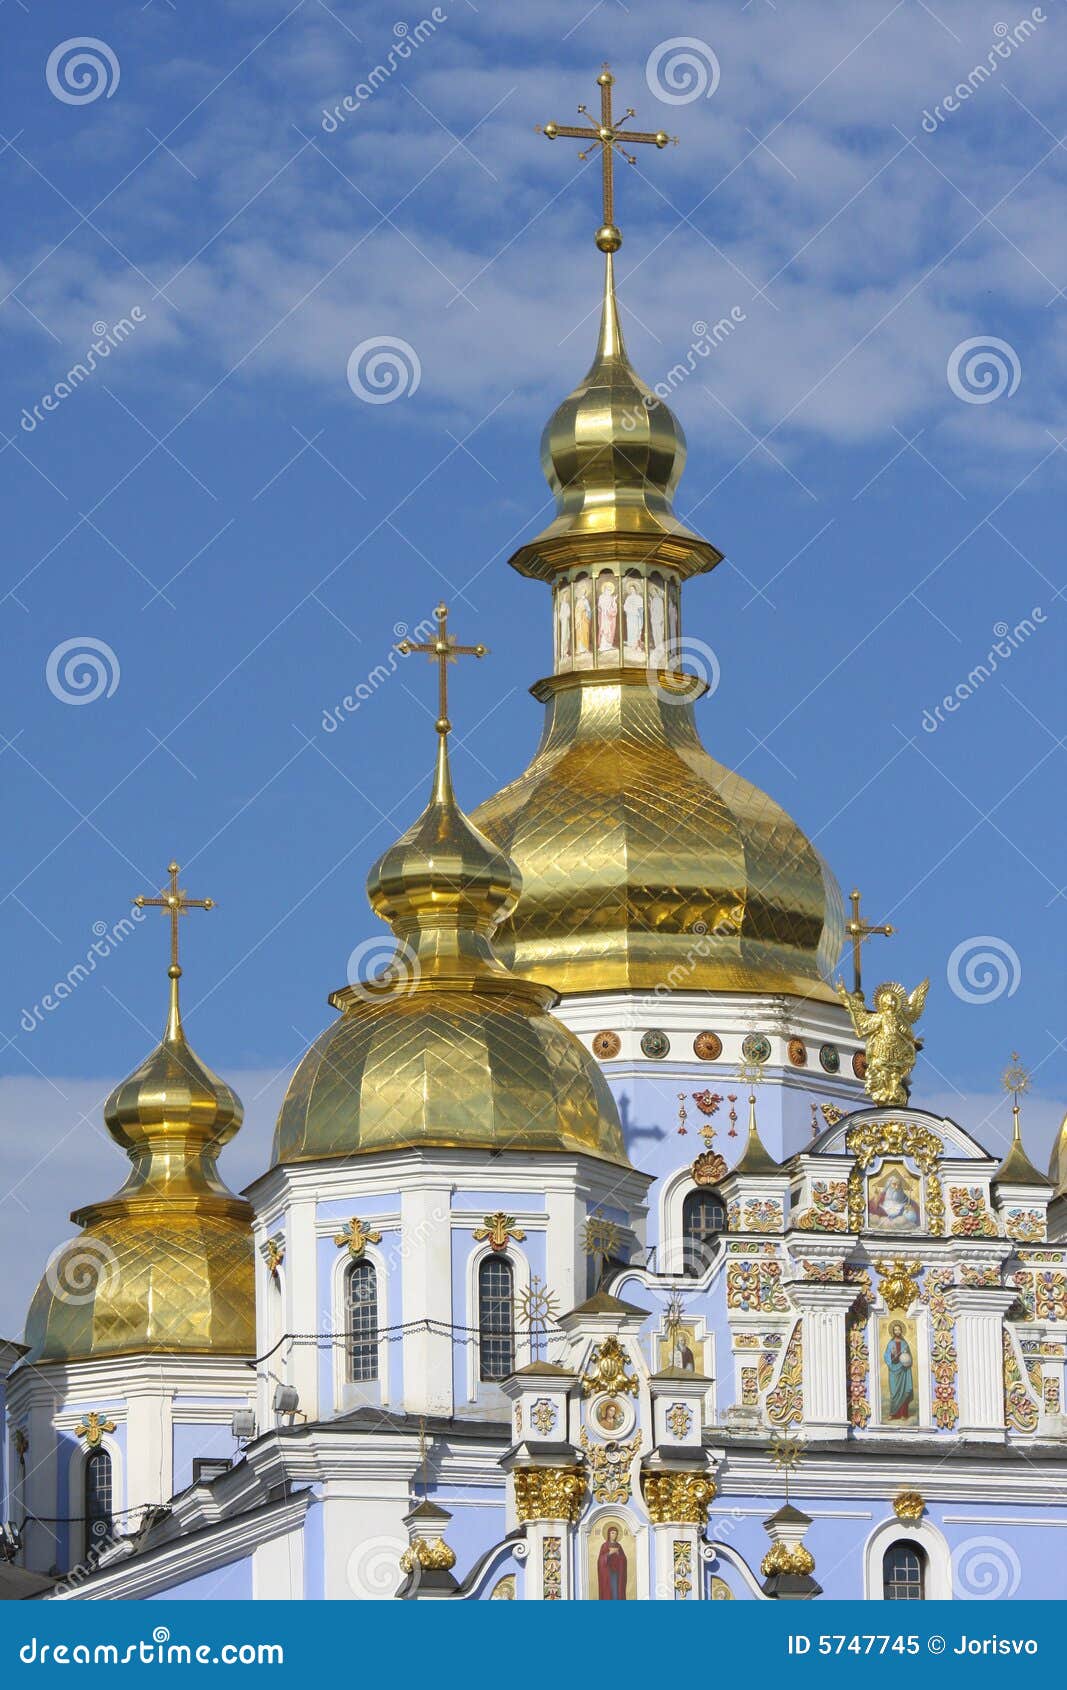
[84,1448,112,1550]
[346,1259,379,1383]
[883,1540,926,1600]
[681,1187,726,1276]
[478,1255,515,1382]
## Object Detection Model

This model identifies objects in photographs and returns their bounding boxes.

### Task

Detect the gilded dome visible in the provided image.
[471,254,844,1003]
[23,947,254,1365]
[273,666,630,1169]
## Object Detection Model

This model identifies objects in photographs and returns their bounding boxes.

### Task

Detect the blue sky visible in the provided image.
[0,1,1064,1333]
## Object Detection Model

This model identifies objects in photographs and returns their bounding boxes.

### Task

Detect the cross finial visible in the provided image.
[536,64,678,252]
[1002,1050,1031,1138]
[134,860,215,981]
[845,888,894,994]
[397,603,487,738]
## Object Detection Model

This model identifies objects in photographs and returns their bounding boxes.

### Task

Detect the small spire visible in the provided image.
[733,1091,779,1175]
[995,1053,1051,1188]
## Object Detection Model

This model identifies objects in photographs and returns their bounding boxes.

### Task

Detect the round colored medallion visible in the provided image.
[640,1029,670,1060]
[787,1037,808,1067]
[852,1049,867,1080]
[819,1042,841,1073]
[693,1031,722,1061]
[592,1030,621,1060]
[742,1033,771,1065]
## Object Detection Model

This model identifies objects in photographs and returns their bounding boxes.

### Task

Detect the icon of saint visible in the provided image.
[597,1525,628,1600]
[623,581,645,655]
[573,583,592,658]
[597,577,618,653]
[883,1320,914,1421]
[557,590,572,665]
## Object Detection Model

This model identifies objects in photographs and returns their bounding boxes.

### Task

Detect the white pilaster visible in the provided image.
[948,1288,1016,1440]
[401,1181,454,1416]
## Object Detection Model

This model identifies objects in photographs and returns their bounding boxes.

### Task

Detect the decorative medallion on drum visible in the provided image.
[742,1033,771,1065]
[333,1216,383,1259]
[641,1029,670,1059]
[74,1411,116,1449]
[893,1490,925,1523]
[473,1212,527,1252]
[693,1031,722,1061]
[819,1042,840,1073]
[852,1050,867,1080]
[589,1394,636,1439]
[592,1030,621,1059]
[787,1038,807,1067]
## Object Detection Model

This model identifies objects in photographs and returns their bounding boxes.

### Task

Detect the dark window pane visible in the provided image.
[346,1260,379,1382]
[84,1449,112,1548]
[883,1541,925,1600]
[479,1256,515,1381]
[681,1188,726,1276]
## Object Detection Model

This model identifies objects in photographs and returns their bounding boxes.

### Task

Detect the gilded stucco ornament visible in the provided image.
[835,978,929,1106]
[333,1217,383,1259]
[761,1542,815,1577]
[473,1212,526,1252]
[642,1470,715,1525]
[876,1259,922,1313]
[513,1465,586,1524]
[579,1428,641,1503]
[74,1411,116,1449]
[261,1234,285,1277]
[581,1335,638,1398]
[893,1491,925,1523]
[399,1538,456,1573]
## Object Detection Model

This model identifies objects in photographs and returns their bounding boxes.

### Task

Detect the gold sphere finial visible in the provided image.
[597,67,614,87]
[540,121,558,139]
[595,223,622,252]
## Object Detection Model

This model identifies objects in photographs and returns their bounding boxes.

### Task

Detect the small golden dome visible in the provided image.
[509,254,722,583]
[23,961,254,1364]
[273,724,629,1168]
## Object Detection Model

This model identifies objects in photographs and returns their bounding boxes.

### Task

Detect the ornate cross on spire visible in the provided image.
[537,64,677,252]
[134,860,214,980]
[845,887,894,994]
[397,602,487,737]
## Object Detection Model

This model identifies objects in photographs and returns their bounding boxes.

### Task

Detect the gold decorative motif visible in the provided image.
[770,1431,805,1495]
[580,1429,641,1503]
[847,1118,942,1174]
[641,1470,715,1525]
[692,1150,728,1186]
[694,1032,723,1061]
[761,1542,815,1577]
[516,1275,561,1343]
[261,1234,285,1277]
[673,1539,693,1599]
[1003,1329,1039,1433]
[876,1258,922,1313]
[893,1490,925,1523]
[473,1211,527,1252]
[582,1212,622,1282]
[666,1402,693,1439]
[332,1216,383,1259]
[821,1103,845,1128]
[542,1536,562,1600]
[514,1465,586,1524]
[399,1537,456,1573]
[835,979,929,1106]
[847,1277,872,1428]
[925,1173,946,1238]
[74,1411,116,1449]
[766,1324,803,1426]
[581,1335,638,1399]
[530,1398,557,1436]
[13,1429,28,1459]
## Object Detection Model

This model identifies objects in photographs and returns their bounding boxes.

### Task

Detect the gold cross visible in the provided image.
[397,602,487,737]
[134,861,214,977]
[845,887,894,994]
[536,64,678,251]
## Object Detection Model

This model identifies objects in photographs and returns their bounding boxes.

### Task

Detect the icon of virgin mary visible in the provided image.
[597,1525,628,1600]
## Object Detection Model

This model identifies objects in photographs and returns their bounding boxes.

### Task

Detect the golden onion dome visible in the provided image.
[273,683,630,1169]
[471,253,844,1003]
[23,951,254,1365]
[510,255,721,583]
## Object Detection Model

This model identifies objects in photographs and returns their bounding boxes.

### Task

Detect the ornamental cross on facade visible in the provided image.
[536,65,678,252]
[397,602,487,738]
[74,1411,116,1449]
[333,1217,383,1259]
[472,1212,526,1252]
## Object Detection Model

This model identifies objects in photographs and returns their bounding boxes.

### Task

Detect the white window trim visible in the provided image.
[863,1515,951,1600]
[331,1244,390,1412]
[67,1431,123,1570]
[465,1241,531,1402]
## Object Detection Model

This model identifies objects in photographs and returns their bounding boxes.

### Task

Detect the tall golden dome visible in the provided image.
[472,251,844,1002]
[23,869,254,1364]
[273,608,629,1168]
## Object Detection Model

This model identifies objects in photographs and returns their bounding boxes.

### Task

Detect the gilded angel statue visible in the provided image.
[835,978,930,1107]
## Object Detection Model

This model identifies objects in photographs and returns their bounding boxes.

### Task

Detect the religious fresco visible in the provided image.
[868,1160,922,1233]
[573,578,593,664]
[596,572,619,656]
[657,1322,701,1373]
[586,1516,637,1600]
[878,1315,919,1426]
